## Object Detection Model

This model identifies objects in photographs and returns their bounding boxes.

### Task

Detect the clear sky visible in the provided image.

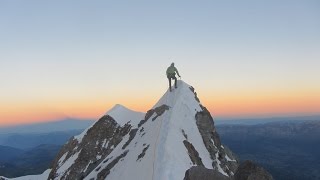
[1,0,320,127]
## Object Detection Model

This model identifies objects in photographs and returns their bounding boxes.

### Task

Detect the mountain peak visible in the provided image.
[45,81,272,180]
[154,80,201,110]
[106,104,144,127]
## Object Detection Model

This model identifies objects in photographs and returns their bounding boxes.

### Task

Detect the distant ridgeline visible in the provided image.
[217,120,320,180]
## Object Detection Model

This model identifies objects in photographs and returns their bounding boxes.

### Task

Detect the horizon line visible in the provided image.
[1,114,320,128]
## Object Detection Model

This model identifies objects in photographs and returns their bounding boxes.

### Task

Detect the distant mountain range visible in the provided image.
[0,144,61,178]
[0,119,94,178]
[0,118,95,134]
[0,145,24,162]
[0,129,84,150]
[1,106,319,178]
[215,115,320,125]
[0,119,95,149]
[216,120,320,180]
[4,81,271,180]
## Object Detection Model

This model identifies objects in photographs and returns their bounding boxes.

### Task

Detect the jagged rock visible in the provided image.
[196,105,222,147]
[195,105,238,176]
[137,145,150,161]
[48,115,132,180]
[97,150,129,179]
[183,140,204,166]
[189,86,200,103]
[145,109,155,121]
[181,129,188,140]
[122,128,138,150]
[234,160,273,180]
[138,104,170,127]
[152,104,170,121]
[42,81,272,180]
[183,166,229,180]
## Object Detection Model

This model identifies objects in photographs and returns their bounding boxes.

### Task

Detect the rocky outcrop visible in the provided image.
[97,150,129,179]
[48,115,132,180]
[194,96,238,176]
[46,81,273,180]
[137,144,150,161]
[183,140,204,166]
[122,128,138,150]
[183,166,229,180]
[138,104,170,127]
[234,160,273,180]
[183,161,272,180]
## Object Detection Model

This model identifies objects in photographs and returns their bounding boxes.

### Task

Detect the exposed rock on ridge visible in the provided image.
[234,160,274,180]
[47,80,272,180]
[183,166,229,180]
[48,115,133,179]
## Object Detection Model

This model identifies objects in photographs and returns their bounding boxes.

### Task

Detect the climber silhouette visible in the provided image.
[166,63,181,92]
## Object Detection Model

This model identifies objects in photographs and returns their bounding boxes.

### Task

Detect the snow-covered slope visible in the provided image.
[47,80,239,180]
[0,169,51,180]
[86,81,214,180]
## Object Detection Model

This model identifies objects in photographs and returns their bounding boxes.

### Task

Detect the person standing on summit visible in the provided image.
[166,63,181,92]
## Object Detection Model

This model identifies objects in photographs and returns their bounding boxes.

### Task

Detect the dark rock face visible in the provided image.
[48,115,132,180]
[183,140,204,166]
[46,82,273,180]
[152,105,170,121]
[122,128,138,150]
[189,86,200,103]
[184,161,273,180]
[181,129,188,140]
[195,105,238,176]
[183,166,229,180]
[137,144,150,161]
[187,86,239,177]
[48,104,170,180]
[234,161,273,180]
[97,150,129,180]
[138,104,170,127]
[196,105,222,147]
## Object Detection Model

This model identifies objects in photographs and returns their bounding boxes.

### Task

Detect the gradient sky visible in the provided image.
[1,0,320,127]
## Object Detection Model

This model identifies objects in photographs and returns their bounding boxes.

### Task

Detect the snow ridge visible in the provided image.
[31,80,238,180]
[84,81,229,180]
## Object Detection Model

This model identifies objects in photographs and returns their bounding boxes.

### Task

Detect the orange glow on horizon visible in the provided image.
[1,88,319,127]
[201,89,320,118]
[0,96,158,127]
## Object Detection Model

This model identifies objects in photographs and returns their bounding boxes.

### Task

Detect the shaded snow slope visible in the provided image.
[47,80,238,180]
[1,169,51,180]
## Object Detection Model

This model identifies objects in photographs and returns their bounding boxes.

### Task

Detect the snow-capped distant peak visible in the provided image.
[106,104,144,127]
[73,104,144,143]
[105,104,130,115]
